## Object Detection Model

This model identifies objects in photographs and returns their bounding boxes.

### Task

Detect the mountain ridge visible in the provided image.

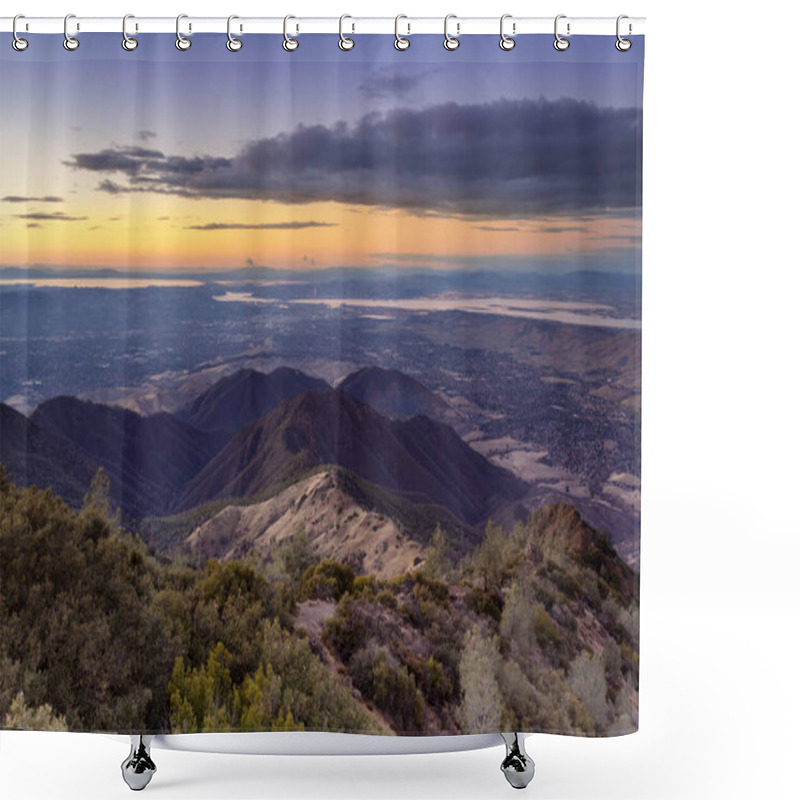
[30,396,229,517]
[0,402,100,508]
[176,366,330,432]
[178,388,526,524]
[339,365,455,423]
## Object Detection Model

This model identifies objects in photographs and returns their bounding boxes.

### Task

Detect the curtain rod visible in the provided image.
[0,16,645,36]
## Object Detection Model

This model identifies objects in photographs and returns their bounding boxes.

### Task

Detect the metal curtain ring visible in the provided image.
[394,14,410,50]
[554,14,570,51]
[499,14,515,50]
[176,14,191,50]
[339,14,354,50]
[444,14,460,50]
[616,14,632,51]
[12,14,28,51]
[283,15,299,51]
[227,15,242,51]
[63,13,79,51]
[122,14,138,51]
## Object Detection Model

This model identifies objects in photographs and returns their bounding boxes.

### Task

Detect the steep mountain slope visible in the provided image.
[30,397,229,517]
[298,501,639,735]
[178,389,526,524]
[185,468,426,579]
[339,366,455,423]
[0,403,100,508]
[177,367,330,431]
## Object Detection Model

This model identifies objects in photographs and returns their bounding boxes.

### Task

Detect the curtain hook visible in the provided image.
[12,14,29,51]
[616,14,632,51]
[227,15,242,51]
[122,14,138,51]
[176,14,191,50]
[394,14,410,51]
[283,15,299,51]
[444,14,460,51]
[499,14,515,51]
[339,14,354,50]
[63,13,79,51]
[554,14,570,51]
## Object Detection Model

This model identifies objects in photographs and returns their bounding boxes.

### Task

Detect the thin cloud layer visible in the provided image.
[67,98,641,219]
[14,212,87,222]
[3,195,63,203]
[185,221,336,231]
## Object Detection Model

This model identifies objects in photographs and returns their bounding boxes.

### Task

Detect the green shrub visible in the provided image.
[420,654,454,708]
[533,604,562,650]
[300,560,355,602]
[2,692,68,731]
[376,589,398,610]
[351,644,424,732]
[412,572,450,606]
[466,587,504,622]
[352,575,378,598]
[323,594,368,662]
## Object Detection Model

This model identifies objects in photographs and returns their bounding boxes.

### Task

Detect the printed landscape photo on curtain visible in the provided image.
[0,33,643,737]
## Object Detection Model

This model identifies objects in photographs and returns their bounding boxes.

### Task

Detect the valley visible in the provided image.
[0,268,641,737]
[0,269,641,565]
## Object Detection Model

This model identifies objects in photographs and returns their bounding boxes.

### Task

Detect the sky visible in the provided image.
[0,33,643,273]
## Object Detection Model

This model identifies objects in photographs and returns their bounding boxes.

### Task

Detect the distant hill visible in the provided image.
[178,389,526,525]
[177,367,330,432]
[30,397,229,517]
[0,403,100,508]
[339,366,454,423]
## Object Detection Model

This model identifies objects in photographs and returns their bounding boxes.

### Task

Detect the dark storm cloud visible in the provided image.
[66,145,167,174]
[14,212,87,222]
[185,221,336,231]
[68,98,641,219]
[3,195,63,203]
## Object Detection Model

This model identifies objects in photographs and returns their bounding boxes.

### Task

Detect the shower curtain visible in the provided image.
[0,27,643,739]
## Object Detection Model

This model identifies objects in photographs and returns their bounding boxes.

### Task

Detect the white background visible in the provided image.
[2,1,799,798]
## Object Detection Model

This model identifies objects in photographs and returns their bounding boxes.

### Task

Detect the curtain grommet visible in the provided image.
[121,14,138,51]
[226,15,243,51]
[12,15,29,51]
[444,14,460,51]
[394,15,410,51]
[282,15,299,51]
[499,14,516,51]
[554,14,570,51]
[339,15,355,51]
[63,13,79,51]
[176,14,191,51]
[615,15,632,51]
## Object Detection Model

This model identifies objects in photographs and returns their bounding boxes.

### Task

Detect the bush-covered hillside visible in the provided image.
[0,467,638,736]
[0,468,381,734]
